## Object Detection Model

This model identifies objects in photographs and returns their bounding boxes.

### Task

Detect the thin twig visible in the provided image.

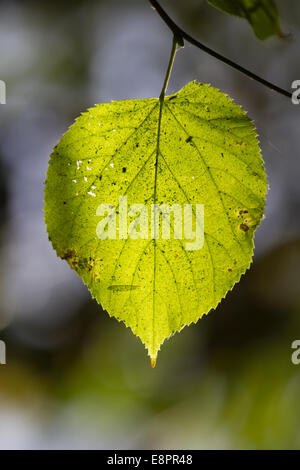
[149,0,292,99]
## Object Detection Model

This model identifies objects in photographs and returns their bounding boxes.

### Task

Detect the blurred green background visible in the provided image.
[0,0,300,449]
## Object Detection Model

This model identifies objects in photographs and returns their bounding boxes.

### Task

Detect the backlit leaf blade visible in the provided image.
[44,81,267,363]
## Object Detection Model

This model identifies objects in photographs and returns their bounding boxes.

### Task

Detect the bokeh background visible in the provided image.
[0,0,299,450]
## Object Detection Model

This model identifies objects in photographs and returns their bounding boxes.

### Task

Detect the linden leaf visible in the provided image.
[207,0,283,40]
[44,81,267,364]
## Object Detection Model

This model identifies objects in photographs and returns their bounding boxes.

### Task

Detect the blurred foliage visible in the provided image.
[207,0,283,40]
[0,237,299,448]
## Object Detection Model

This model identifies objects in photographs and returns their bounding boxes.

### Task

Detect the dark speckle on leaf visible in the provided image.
[108,285,140,292]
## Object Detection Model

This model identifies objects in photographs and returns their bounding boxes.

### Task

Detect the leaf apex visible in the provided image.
[150,356,157,369]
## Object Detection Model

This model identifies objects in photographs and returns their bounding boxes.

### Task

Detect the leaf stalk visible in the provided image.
[160,35,178,101]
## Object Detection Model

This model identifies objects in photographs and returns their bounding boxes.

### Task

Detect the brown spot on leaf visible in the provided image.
[62,248,79,269]
[239,223,250,232]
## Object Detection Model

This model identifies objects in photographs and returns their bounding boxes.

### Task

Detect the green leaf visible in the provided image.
[44,81,267,364]
[207,0,282,40]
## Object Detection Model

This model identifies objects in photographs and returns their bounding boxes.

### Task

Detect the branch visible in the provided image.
[149,0,292,99]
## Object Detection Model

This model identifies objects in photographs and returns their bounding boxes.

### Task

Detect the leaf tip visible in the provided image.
[150,356,157,369]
